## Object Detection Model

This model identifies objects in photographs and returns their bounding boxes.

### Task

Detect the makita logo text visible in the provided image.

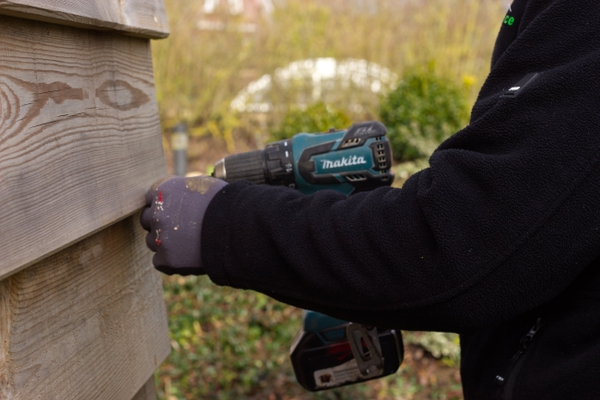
[320,156,367,169]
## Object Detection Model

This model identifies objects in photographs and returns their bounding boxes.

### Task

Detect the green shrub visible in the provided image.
[270,102,351,141]
[403,331,461,366]
[379,66,469,162]
[157,275,303,399]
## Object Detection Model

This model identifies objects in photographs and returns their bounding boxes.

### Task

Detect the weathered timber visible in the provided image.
[0,14,168,279]
[131,377,158,400]
[0,215,170,400]
[0,0,168,38]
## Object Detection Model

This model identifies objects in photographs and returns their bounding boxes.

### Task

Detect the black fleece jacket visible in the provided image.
[202,0,600,398]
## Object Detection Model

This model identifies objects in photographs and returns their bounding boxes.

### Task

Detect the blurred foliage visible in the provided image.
[190,109,241,152]
[391,159,431,188]
[157,275,462,400]
[403,332,461,367]
[379,65,470,162]
[157,275,298,399]
[270,102,351,141]
[153,0,505,156]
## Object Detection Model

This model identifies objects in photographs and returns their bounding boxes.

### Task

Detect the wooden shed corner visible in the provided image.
[0,1,172,398]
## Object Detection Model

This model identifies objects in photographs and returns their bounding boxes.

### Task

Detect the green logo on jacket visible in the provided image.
[503,14,515,26]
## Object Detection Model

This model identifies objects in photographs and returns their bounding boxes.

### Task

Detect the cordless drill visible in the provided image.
[212,121,403,391]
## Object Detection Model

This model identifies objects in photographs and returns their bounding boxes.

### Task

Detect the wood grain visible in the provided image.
[0,15,168,279]
[0,0,169,39]
[0,215,170,400]
[131,377,158,400]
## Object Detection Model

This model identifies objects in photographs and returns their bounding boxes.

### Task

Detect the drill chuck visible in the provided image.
[214,139,297,187]
[213,150,266,184]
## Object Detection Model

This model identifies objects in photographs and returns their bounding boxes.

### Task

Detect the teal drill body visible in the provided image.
[213,121,394,196]
[289,125,393,195]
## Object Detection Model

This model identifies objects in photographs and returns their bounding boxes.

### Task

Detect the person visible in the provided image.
[140,0,600,398]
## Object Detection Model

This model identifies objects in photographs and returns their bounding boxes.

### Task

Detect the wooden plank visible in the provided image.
[0,15,168,279]
[0,215,171,400]
[131,377,158,400]
[0,0,169,39]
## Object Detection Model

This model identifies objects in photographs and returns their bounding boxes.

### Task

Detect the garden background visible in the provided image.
[151,1,508,398]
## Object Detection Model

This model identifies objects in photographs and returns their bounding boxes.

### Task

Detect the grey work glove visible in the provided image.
[140,175,228,275]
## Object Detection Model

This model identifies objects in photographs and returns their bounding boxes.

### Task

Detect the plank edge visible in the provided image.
[0,5,169,39]
[0,207,147,282]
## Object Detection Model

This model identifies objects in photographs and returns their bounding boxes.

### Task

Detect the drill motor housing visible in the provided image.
[213,121,395,195]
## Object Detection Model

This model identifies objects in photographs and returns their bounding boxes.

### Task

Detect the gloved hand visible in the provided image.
[140,175,228,275]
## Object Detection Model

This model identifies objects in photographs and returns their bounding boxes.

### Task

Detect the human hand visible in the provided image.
[140,175,228,275]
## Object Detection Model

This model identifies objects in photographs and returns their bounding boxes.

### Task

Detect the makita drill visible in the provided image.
[213,121,394,195]
[212,121,403,391]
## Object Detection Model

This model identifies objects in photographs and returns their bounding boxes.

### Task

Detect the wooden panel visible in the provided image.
[131,377,158,400]
[0,215,170,400]
[0,0,169,39]
[0,15,168,279]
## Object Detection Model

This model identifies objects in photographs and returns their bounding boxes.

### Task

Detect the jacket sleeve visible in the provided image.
[201,0,600,333]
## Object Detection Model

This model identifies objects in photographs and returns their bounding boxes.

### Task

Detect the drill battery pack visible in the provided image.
[290,311,403,391]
